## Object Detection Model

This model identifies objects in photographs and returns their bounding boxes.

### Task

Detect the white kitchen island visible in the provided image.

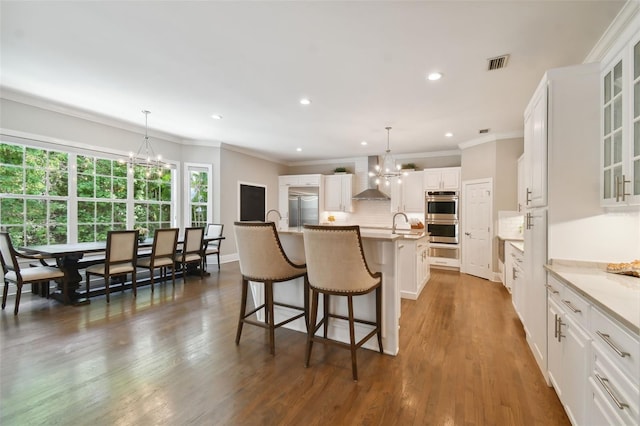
[247,227,407,356]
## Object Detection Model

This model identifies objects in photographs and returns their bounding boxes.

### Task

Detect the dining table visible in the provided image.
[19,236,225,306]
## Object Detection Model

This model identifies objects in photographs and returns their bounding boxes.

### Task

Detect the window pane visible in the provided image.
[96,225,110,242]
[78,224,95,243]
[604,169,611,199]
[113,161,128,178]
[96,202,112,223]
[148,181,160,201]
[77,155,94,174]
[50,200,68,224]
[614,131,623,164]
[25,147,46,168]
[161,204,171,222]
[114,202,127,223]
[78,201,95,223]
[0,166,23,194]
[49,171,69,196]
[635,121,640,156]
[49,151,68,172]
[635,40,640,80]
[613,60,622,96]
[113,177,127,199]
[6,226,24,246]
[604,137,611,167]
[1,198,24,224]
[0,143,24,165]
[148,204,160,222]
[77,174,95,198]
[95,159,111,175]
[134,203,148,223]
[614,96,623,130]
[25,168,46,195]
[49,225,67,244]
[635,81,640,119]
[26,224,47,246]
[604,104,611,135]
[95,176,112,198]
[26,199,46,222]
[634,159,640,195]
[604,71,611,104]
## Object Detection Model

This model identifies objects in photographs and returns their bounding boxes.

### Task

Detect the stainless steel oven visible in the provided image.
[426,220,459,244]
[425,191,459,221]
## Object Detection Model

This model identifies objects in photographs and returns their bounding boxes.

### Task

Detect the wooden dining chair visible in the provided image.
[0,231,68,315]
[202,223,224,271]
[175,227,204,281]
[85,230,138,303]
[137,228,179,292]
[302,225,383,381]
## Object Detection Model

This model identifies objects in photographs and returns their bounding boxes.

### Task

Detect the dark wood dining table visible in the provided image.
[19,236,224,306]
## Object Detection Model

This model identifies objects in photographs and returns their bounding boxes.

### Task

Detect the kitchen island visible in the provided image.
[246,226,416,356]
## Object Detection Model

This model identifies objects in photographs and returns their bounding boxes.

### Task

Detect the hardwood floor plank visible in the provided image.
[0,264,568,425]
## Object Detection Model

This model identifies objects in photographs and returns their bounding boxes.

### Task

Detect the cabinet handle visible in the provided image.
[526,188,532,205]
[557,317,565,342]
[561,299,581,314]
[621,175,630,202]
[545,284,559,295]
[525,212,533,230]
[596,331,630,358]
[554,314,558,339]
[512,267,517,280]
[594,373,629,410]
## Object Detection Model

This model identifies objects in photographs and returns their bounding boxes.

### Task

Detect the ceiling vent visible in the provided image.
[487,54,510,71]
[479,128,490,134]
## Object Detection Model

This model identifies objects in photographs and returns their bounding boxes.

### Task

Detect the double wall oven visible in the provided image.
[425,191,459,244]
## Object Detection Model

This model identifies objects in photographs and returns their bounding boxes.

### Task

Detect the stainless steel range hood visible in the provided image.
[352,156,391,201]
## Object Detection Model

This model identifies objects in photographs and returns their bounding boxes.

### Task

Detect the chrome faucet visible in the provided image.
[392,212,408,234]
[266,209,282,223]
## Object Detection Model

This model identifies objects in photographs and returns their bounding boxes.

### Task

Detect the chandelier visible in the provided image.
[120,110,173,177]
[369,126,404,186]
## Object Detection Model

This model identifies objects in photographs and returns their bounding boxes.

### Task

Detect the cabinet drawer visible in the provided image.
[546,275,563,303]
[591,306,640,381]
[592,344,639,424]
[298,175,321,186]
[560,285,589,329]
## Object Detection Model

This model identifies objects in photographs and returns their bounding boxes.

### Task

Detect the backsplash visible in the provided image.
[497,210,524,239]
[322,200,423,228]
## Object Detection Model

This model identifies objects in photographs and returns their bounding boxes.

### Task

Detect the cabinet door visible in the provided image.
[340,175,353,212]
[402,172,424,212]
[440,168,460,190]
[527,85,548,208]
[424,170,443,190]
[630,37,640,204]
[279,176,299,186]
[562,315,590,426]
[324,175,343,211]
[389,181,402,213]
[517,155,525,212]
[548,297,564,397]
[602,56,625,205]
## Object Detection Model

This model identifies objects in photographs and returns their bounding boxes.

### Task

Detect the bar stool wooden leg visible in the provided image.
[376,287,383,353]
[236,278,249,345]
[266,281,275,355]
[347,295,358,381]
[323,293,330,338]
[305,289,319,368]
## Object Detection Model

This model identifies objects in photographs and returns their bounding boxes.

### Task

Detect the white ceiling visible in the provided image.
[0,1,625,163]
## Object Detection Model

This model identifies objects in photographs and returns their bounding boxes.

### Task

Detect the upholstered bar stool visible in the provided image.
[302,225,383,381]
[234,221,308,355]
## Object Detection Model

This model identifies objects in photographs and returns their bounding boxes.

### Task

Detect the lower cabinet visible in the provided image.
[398,237,430,300]
[547,274,640,426]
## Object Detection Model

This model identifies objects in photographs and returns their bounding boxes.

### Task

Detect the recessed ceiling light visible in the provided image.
[300,98,311,105]
[211,114,222,120]
[361,141,368,146]
[427,72,443,81]
[296,147,302,152]
[445,132,453,138]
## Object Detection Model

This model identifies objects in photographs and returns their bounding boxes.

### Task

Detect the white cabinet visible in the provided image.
[546,277,591,426]
[517,154,525,213]
[601,29,640,206]
[505,242,524,319]
[324,174,353,212]
[429,243,460,268]
[390,171,424,213]
[423,167,460,191]
[398,236,430,300]
[279,174,322,187]
[523,85,547,208]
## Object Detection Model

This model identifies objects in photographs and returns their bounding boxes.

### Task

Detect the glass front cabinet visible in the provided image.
[601,28,640,206]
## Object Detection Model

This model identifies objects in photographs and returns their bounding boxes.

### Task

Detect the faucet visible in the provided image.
[392,212,408,234]
[266,209,282,223]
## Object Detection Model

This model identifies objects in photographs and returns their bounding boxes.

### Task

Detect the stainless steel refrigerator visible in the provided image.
[288,187,319,229]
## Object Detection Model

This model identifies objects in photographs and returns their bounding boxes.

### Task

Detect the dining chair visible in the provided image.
[175,227,204,280]
[234,221,308,355]
[0,231,67,315]
[137,228,179,292]
[85,230,138,303]
[302,225,383,381]
[202,223,224,271]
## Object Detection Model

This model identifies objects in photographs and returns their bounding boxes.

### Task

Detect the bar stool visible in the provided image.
[302,225,383,381]
[233,221,308,355]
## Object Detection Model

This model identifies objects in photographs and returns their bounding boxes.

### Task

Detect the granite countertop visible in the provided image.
[545,260,640,335]
[278,226,427,241]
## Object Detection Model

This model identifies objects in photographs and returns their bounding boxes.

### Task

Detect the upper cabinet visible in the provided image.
[424,167,460,191]
[390,171,424,213]
[524,84,548,208]
[517,154,525,213]
[279,174,322,187]
[324,174,353,212]
[601,29,640,206]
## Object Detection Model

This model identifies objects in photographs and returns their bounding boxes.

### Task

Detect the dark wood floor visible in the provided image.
[1,263,569,425]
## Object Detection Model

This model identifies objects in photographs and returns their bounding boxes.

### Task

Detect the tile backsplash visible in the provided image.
[498,210,524,239]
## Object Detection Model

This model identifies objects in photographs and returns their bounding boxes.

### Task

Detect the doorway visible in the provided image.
[461,179,493,280]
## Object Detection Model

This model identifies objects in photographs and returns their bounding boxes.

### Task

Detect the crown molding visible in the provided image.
[220,143,288,166]
[584,0,640,63]
[1,86,186,144]
[457,131,523,150]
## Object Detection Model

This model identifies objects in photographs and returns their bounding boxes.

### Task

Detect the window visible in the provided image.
[0,143,69,246]
[0,140,175,245]
[185,164,212,227]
